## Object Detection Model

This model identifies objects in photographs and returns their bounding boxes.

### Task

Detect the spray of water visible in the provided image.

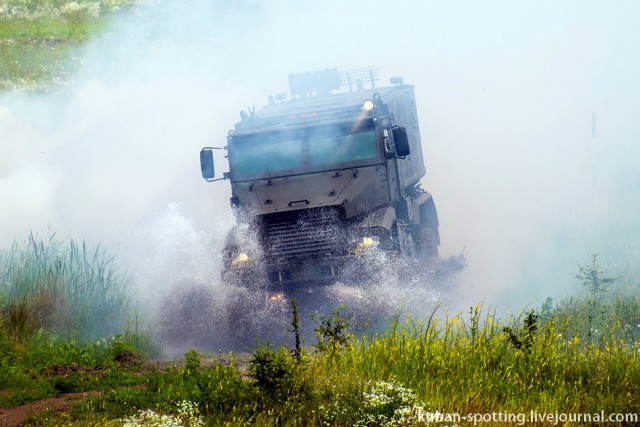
[2,0,639,354]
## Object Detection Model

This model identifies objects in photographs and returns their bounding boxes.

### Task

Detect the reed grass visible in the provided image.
[1,232,132,341]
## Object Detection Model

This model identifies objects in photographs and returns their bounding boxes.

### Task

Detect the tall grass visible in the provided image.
[0,232,159,401]
[0,232,132,341]
[311,305,640,421]
[60,293,640,425]
[1,247,639,425]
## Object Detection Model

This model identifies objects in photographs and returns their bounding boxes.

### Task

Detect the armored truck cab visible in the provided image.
[201,67,439,290]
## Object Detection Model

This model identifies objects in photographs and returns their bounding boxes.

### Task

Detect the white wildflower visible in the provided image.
[87,2,102,18]
[59,1,101,21]
[61,2,83,16]
[355,379,429,426]
[119,401,204,427]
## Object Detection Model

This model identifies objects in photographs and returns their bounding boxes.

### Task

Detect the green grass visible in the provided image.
[0,0,136,92]
[2,232,639,425]
[0,332,152,407]
[7,296,640,426]
[2,242,640,425]
[314,308,639,420]
[0,232,158,411]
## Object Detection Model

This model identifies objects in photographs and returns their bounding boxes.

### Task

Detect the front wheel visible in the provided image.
[416,226,439,259]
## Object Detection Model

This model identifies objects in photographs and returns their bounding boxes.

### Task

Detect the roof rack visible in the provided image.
[288,66,380,98]
[339,66,379,92]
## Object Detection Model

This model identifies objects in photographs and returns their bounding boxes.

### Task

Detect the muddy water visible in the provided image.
[155,253,467,357]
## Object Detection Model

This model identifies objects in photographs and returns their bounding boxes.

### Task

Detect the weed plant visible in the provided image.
[67,350,250,425]
[545,254,640,346]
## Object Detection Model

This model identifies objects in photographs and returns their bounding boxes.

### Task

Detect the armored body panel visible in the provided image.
[200,68,439,287]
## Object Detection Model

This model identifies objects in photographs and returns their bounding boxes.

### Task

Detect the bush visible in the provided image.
[249,343,300,397]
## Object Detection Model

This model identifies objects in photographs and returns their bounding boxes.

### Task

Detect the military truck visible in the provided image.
[200,67,439,296]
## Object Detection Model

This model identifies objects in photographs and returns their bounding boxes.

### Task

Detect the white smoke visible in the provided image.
[1,0,639,326]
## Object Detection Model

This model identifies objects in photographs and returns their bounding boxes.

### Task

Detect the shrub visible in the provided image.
[312,304,352,353]
[249,343,299,396]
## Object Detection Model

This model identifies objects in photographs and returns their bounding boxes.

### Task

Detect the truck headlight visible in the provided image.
[354,236,377,254]
[230,252,250,268]
[362,99,375,111]
[268,292,285,302]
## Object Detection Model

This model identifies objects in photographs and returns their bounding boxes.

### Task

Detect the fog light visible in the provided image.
[355,236,377,254]
[231,252,249,268]
[269,293,285,302]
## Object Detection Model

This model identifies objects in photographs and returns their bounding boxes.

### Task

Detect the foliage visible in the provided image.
[289,297,302,362]
[547,253,638,343]
[312,304,352,353]
[313,305,639,422]
[502,309,538,351]
[575,254,618,337]
[248,342,306,402]
[0,0,137,22]
[0,232,155,408]
[4,298,640,425]
[126,351,248,420]
[576,254,617,297]
[0,333,149,408]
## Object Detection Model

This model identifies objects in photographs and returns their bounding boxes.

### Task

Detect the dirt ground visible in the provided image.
[0,356,247,427]
[0,391,99,427]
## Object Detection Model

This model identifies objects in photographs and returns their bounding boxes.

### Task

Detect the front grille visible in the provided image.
[261,208,344,262]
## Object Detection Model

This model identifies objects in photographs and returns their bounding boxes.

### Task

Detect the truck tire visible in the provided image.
[418,196,440,259]
[419,226,439,259]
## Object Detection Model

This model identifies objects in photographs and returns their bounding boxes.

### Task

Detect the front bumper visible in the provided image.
[265,255,351,285]
[223,253,379,290]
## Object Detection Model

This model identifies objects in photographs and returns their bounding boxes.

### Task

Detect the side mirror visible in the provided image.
[392,127,410,157]
[200,148,215,180]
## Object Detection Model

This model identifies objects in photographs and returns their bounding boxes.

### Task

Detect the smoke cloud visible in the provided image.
[2,0,639,328]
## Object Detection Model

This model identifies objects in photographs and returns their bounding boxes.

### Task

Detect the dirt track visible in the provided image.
[0,391,99,427]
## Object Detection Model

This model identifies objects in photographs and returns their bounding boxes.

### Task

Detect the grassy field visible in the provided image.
[0,0,136,92]
[1,234,639,425]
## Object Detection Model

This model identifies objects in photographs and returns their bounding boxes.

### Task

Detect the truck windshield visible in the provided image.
[232,121,377,177]
[233,133,303,176]
[308,126,377,166]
